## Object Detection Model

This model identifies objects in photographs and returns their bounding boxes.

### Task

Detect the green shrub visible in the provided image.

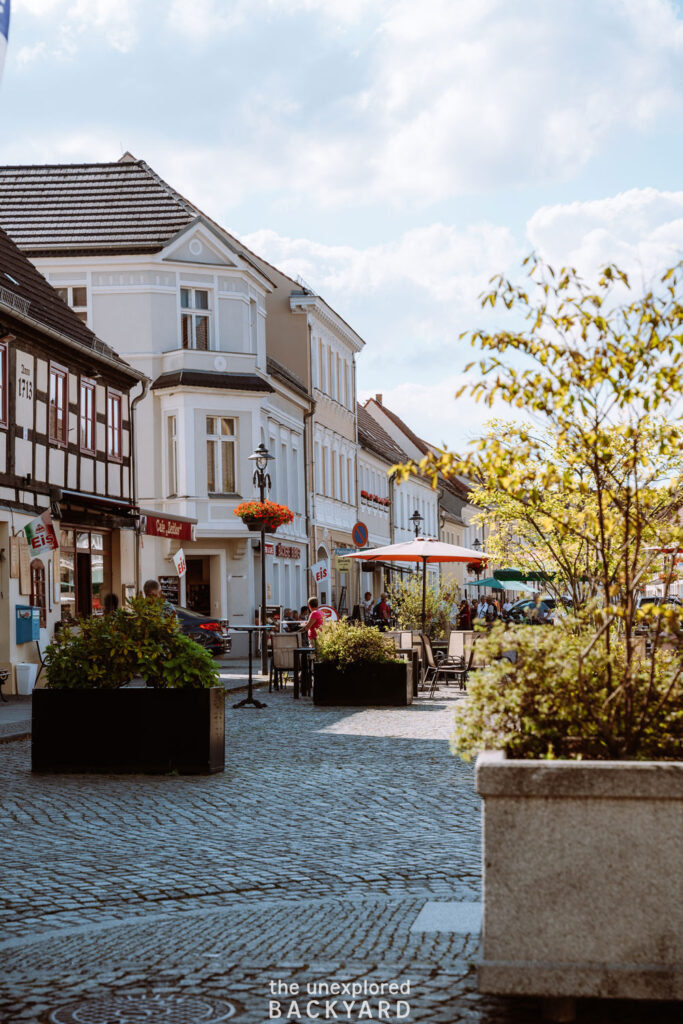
[387,574,460,639]
[44,596,219,690]
[315,620,400,670]
[452,622,682,761]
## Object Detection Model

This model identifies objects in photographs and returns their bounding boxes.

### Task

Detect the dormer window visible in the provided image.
[55,285,88,323]
[181,288,210,350]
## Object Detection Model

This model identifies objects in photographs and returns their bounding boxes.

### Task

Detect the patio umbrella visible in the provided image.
[345,537,490,630]
[467,577,537,593]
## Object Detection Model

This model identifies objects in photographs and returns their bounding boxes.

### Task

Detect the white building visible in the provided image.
[0,157,310,642]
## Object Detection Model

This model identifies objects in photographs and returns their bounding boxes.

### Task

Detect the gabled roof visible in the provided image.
[363,396,470,501]
[0,225,142,379]
[357,402,408,465]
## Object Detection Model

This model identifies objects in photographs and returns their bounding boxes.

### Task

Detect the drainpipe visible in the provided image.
[129,378,150,595]
[304,319,316,592]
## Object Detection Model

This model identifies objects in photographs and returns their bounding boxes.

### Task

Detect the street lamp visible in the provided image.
[471,537,483,581]
[409,509,424,539]
[249,442,274,675]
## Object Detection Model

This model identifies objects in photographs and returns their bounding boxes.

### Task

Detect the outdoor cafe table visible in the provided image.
[292,647,314,700]
[230,624,276,709]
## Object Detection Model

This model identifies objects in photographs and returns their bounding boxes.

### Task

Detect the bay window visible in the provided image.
[206,416,236,494]
[181,288,210,350]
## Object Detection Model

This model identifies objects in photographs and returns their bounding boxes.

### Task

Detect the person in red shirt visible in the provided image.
[302,596,325,644]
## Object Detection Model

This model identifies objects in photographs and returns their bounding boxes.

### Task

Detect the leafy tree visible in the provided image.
[398,256,683,757]
[387,574,461,639]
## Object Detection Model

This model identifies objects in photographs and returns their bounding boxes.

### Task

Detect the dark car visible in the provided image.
[170,605,231,657]
[505,597,557,624]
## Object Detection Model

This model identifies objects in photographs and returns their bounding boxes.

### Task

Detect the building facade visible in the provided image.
[0,159,310,645]
[0,226,145,690]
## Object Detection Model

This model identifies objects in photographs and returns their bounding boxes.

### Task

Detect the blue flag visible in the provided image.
[0,1,9,87]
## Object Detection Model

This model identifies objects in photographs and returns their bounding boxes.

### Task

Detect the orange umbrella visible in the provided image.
[346,538,489,630]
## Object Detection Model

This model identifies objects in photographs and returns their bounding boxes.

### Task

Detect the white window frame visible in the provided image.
[181,287,211,350]
[206,415,237,495]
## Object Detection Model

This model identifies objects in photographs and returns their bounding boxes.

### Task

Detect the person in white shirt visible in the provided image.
[477,598,489,620]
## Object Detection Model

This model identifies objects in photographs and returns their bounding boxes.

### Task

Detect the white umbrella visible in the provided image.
[346,537,490,630]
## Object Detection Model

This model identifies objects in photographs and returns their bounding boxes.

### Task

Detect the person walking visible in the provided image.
[301,596,325,645]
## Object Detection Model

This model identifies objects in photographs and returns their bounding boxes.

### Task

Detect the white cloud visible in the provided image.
[242,222,520,303]
[527,188,683,282]
[14,0,140,54]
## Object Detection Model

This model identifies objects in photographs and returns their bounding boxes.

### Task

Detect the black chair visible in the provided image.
[421,633,470,697]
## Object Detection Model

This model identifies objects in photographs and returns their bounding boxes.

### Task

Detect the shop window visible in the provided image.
[107,389,122,461]
[79,378,96,453]
[55,285,88,323]
[49,364,68,445]
[0,340,6,427]
[181,288,210,350]
[206,416,236,494]
[60,529,111,621]
[30,559,46,628]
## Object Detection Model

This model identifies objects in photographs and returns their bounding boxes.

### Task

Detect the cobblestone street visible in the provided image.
[0,689,678,1024]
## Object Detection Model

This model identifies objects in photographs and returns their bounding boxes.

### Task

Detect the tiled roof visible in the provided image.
[0,224,140,375]
[357,403,408,465]
[0,159,197,255]
[151,370,274,393]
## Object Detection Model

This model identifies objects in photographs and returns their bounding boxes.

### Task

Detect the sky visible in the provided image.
[2,0,683,448]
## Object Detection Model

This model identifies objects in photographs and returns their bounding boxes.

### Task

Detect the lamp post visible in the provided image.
[471,537,483,581]
[409,509,424,539]
[249,442,274,675]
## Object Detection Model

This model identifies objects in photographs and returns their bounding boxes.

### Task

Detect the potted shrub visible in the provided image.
[33,597,225,774]
[233,500,294,533]
[313,620,412,706]
[399,257,683,1013]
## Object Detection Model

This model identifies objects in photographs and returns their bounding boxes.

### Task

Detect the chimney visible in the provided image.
[375,393,383,405]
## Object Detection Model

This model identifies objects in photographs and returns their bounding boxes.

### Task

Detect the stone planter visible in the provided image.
[313,660,412,706]
[32,687,225,774]
[476,750,683,1003]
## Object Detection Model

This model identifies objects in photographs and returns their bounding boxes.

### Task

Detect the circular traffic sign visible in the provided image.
[352,521,369,548]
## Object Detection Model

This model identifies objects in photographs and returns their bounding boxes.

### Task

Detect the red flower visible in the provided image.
[234,501,294,527]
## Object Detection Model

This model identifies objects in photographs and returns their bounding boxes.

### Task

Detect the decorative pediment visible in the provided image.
[161,220,239,268]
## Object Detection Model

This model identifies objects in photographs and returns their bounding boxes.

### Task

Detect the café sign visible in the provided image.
[141,514,194,542]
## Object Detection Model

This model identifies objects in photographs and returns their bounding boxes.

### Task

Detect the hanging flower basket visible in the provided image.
[234,501,294,534]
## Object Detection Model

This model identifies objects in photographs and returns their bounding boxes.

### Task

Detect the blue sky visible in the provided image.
[2,0,683,446]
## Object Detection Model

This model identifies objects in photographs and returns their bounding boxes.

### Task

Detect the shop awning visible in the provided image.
[60,490,139,516]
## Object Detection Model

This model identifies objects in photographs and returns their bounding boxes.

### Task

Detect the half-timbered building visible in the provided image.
[0,226,146,691]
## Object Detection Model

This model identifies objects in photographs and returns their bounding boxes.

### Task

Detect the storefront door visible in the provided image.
[60,528,112,621]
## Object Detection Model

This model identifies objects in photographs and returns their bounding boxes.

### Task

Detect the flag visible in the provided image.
[0,1,9,87]
[24,509,59,554]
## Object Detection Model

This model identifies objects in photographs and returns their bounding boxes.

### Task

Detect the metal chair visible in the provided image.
[421,632,469,697]
[270,634,298,691]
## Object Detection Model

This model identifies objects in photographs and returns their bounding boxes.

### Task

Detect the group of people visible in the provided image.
[362,591,392,627]
[454,596,514,629]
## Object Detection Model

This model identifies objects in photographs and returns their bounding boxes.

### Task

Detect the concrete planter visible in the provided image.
[32,687,226,774]
[313,660,412,706]
[476,751,683,1003]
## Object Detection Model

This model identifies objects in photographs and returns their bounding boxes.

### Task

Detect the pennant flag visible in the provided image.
[24,509,59,554]
[0,1,9,88]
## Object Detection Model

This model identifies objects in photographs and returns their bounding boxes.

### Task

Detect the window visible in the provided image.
[167,415,178,496]
[206,416,236,493]
[0,340,6,427]
[181,288,210,350]
[30,559,46,628]
[49,364,68,445]
[107,389,122,461]
[79,379,96,453]
[55,285,88,323]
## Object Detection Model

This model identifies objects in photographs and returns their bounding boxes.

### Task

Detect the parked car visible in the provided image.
[505,597,557,624]
[635,595,682,638]
[170,606,231,657]
[636,595,682,609]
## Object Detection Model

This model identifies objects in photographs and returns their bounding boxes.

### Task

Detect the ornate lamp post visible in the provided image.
[249,442,275,676]
[409,509,424,539]
[471,537,483,581]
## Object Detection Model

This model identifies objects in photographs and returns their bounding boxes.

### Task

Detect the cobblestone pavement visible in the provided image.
[0,689,679,1024]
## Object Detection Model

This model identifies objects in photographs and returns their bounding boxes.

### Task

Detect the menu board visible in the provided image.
[158,575,180,605]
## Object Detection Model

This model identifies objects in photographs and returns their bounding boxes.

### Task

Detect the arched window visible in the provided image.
[30,559,46,628]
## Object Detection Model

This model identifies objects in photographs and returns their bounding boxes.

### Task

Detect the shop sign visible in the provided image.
[275,544,301,559]
[264,543,275,555]
[310,559,329,586]
[173,548,187,577]
[142,514,193,541]
[24,509,59,553]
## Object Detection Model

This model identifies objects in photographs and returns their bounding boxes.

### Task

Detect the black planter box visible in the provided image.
[313,660,412,706]
[32,687,225,774]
